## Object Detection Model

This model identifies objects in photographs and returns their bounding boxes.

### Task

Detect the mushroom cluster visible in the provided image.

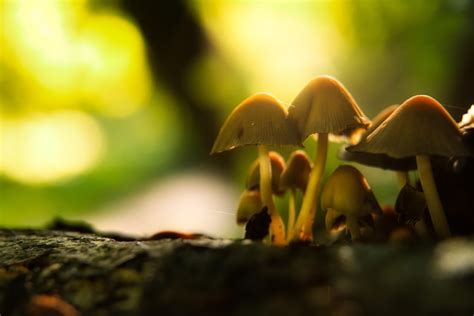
[212,76,471,245]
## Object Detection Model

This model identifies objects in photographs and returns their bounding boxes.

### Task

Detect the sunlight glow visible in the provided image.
[1,0,151,117]
[0,111,105,184]
[192,0,341,104]
[0,0,154,185]
[77,14,152,117]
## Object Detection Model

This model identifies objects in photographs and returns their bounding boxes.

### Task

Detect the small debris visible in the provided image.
[244,207,271,240]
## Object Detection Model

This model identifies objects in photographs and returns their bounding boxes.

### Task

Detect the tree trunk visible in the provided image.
[1,228,473,315]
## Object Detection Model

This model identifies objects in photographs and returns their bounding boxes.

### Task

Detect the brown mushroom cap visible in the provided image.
[350,95,470,159]
[236,190,263,225]
[279,150,312,192]
[246,151,286,195]
[363,105,399,137]
[343,105,417,171]
[287,75,370,140]
[211,93,301,154]
[321,165,381,218]
[322,165,381,236]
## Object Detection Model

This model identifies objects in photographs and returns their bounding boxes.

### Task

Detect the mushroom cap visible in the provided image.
[236,190,263,225]
[363,105,400,137]
[279,150,312,192]
[246,151,286,195]
[350,95,470,159]
[340,148,417,171]
[287,75,370,141]
[343,105,417,171]
[211,93,301,154]
[395,184,427,225]
[321,165,381,218]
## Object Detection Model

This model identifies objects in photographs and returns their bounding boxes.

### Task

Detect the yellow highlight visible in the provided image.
[192,0,341,103]
[77,14,152,117]
[0,0,154,184]
[0,111,105,184]
[1,0,151,117]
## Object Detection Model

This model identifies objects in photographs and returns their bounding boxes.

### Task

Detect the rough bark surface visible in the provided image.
[1,228,473,316]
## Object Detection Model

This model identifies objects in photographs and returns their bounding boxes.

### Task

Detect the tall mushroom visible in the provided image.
[342,105,417,187]
[288,75,370,240]
[211,93,301,245]
[349,95,470,238]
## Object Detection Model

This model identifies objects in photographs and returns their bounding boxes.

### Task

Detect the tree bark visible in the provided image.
[1,228,473,315]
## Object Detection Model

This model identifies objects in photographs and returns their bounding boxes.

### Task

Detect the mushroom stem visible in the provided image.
[395,171,409,188]
[258,145,286,245]
[294,132,328,240]
[416,155,451,238]
[286,189,297,241]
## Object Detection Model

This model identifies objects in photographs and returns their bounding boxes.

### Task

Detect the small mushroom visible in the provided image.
[236,190,263,226]
[288,75,370,240]
[280,150,312,193]
[246,151,286,196]
[349,95,470,238]
[458,104,474,130]
[395,184,431,239]
[321,165,381,240]
[211,93,300,244]
[342,105,417,187]
[279,150,312,240]
[453,105,474,173]
[395,184,427,226]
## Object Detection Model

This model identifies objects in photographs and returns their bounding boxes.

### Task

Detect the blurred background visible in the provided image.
[1,0,473,238]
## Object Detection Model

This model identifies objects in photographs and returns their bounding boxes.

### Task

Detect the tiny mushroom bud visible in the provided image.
[246,151,286,196]
[211,93,301,245]
[321,165,381,241]
[349,95,470,238]
[288,75,370,241]
[236,190,263,226]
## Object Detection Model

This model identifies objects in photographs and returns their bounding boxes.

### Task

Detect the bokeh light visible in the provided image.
[192,0,340,106]
[0,111,104,184]
[1,0,473,237]
[1,0,151,116]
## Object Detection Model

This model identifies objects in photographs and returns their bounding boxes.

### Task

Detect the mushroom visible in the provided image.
[349,95,470,238]
[321,165,381,240]
[458,104,474,130]
[287,75,370,240]
[246,151,286,196]
[279,150,312,240]
[342,105,417,187]
[211,93,301,244]
[236,190,263,226]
